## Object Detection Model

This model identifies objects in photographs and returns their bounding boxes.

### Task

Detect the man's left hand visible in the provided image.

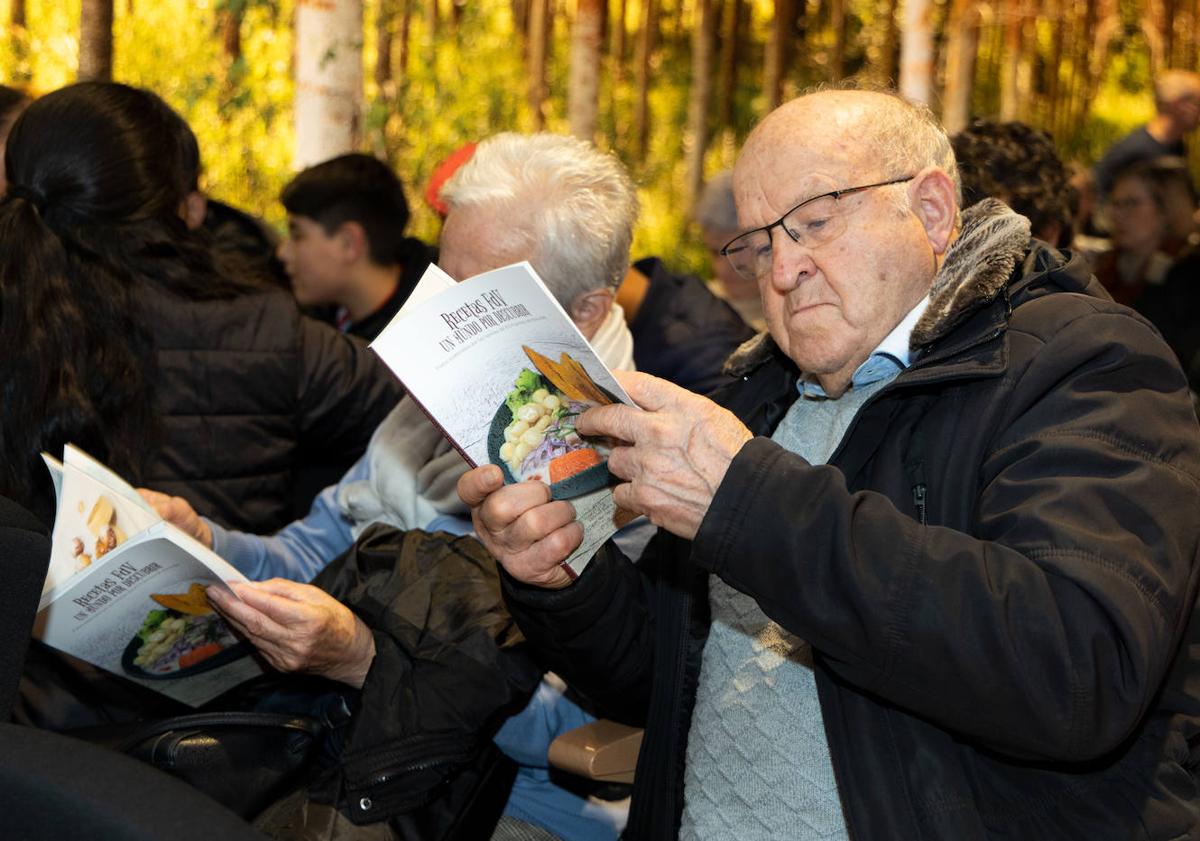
[577,370,753,540]
[207,579,376,689]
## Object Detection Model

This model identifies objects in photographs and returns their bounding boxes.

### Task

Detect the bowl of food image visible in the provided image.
[487,346,618,500]
[121,583,249,680]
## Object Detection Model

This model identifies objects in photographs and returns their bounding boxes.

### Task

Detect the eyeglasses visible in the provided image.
[720,175,916,281]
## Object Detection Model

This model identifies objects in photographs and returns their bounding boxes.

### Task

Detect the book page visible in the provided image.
[34,521,262,707]
[42,445,163,606]
[371,261,635,575]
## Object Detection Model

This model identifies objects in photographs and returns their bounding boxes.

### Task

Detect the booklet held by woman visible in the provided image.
[370,261,638,576]
[35,445,263,706]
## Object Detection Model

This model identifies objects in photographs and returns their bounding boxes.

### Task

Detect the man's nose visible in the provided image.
[768,233,816,291]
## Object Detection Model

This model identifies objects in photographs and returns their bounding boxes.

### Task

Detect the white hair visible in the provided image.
[870,92,962,209]
[439,132,639,308]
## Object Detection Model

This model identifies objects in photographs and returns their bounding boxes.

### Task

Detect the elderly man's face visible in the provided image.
[733,98,941,393]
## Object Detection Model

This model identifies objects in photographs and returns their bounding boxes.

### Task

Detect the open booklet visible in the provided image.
[35,445,264,707]
[370,261,637,576]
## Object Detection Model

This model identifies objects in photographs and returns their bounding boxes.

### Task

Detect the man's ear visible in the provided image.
[337,221,369,263]
[182,191,207,231]
[911,167,958,255]
[567,287,616,340]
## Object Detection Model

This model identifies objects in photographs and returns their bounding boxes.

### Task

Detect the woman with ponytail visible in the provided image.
[0,82,401,532]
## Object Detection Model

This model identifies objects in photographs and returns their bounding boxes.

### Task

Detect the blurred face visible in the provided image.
[1108,177,1166,255]
[702,227,757,303]
[277,215,349,307]
[732,97,941,391]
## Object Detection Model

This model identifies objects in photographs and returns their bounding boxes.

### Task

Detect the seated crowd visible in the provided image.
[3,76,1200,841]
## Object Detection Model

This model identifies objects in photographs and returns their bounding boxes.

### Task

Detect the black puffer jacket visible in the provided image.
[503,202,1200,839]
[629,257,754,396]
[143,286,402,533]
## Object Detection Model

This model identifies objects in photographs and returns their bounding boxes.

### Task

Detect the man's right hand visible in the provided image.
[138,488,213,549]
[456,464,582,589]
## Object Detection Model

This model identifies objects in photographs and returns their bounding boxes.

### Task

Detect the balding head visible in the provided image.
[735,90,961,224]
[1155,70,1200,109]
[728,88,961,396]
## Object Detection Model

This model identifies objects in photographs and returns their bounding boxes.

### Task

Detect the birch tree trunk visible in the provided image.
[79,0,114,82]
[295,0,364,169]
[941,0,979,133]
[528,0,549,131]
[569,0,604,141]
[898,0,933,105]
[685,0,715,204]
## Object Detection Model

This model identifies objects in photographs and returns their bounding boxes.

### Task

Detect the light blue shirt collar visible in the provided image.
[797,295,931,398]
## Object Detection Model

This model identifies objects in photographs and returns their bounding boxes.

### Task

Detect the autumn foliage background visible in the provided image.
[0,0,1182,275]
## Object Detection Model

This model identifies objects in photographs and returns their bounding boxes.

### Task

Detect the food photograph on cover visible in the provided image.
[488,345,618,500]
[124,583,248,680]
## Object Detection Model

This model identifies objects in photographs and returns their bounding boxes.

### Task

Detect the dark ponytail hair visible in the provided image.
[0,82,258,519]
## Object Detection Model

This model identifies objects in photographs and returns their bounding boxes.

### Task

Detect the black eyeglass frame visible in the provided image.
[720,175,917,279]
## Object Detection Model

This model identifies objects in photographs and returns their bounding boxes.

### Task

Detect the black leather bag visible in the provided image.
[74,710,325,820]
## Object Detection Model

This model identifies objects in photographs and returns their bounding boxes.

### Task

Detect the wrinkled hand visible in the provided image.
[207,579,376,688]
[139,488,212,549]
[577,370,753,540]
[456,465,582,590]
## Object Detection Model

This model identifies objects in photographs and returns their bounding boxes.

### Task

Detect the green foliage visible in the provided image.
[0,0,1181,279]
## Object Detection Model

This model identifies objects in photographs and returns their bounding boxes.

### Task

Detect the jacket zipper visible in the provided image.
[912,483,927,526]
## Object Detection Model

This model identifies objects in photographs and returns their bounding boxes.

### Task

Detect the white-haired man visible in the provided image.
[459,89,1200,839]
[147,132,642,840]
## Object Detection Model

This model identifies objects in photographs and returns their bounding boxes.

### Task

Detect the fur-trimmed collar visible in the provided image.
[723,199,1031,378]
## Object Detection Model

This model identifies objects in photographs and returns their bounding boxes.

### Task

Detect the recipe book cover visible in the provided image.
[35,445,263,706]
[370,261,637,575]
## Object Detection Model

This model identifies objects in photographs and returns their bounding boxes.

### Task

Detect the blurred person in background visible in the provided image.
[951,119,1073,247]
[694,170,764,329]
[1093,69,1200,198]
[1094,158,1182,307]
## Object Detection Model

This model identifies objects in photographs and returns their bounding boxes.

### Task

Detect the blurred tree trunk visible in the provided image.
[685,0,715,204]
[1074,0,1119,133]
[450,0,463,29]
[634,0,659,157]
[999,0,1021,120]
[764,0,794,111]
[220,5,243,64]
[941,0,979,133]
[399,0,412,75]
[1046,0,1066,132]
[1165,0,1177,65]
[611,0,627,81]
[79,0,114,81]
[1145,0,1166,78]
[879,0,899,84]
[716,0,742,131]
[528,0,549,130]
[376,0,396,86]
[10,0,29,81]
[569,0,604,141]
[295,0,363,168]
[830,0,846,81]
[898,0,932,105]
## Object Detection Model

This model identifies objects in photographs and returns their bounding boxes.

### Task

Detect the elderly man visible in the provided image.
[459,89,1200,839]
[148,132,640,840]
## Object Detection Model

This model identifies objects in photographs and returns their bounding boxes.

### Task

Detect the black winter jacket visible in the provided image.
[629,257,755,397]
[143,286,403,534]
[503,203,1200,840]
